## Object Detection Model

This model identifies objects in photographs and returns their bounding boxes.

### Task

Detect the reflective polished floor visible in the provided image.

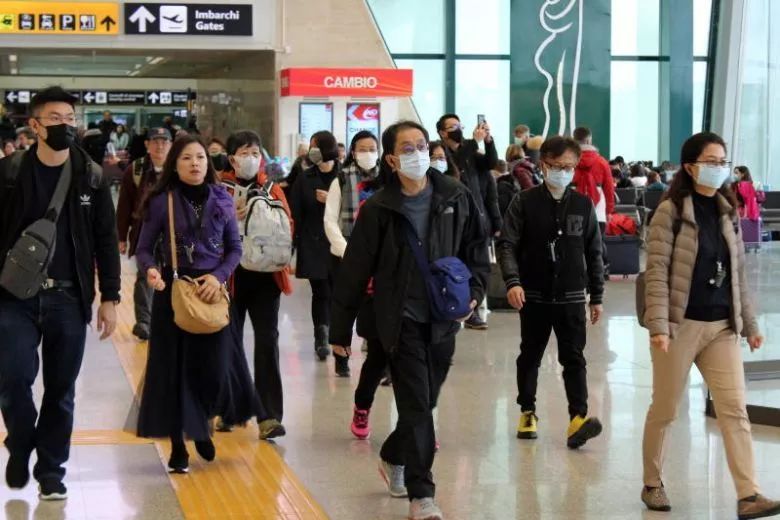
[1,245,780,519]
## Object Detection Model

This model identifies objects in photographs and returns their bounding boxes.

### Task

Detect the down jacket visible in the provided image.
[644,195,759,339]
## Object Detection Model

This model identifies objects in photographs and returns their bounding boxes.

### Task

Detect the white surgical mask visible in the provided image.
[398,150,430,181]
[236,155,261,180]
[431,159,448,173]
[514,136,525,146]
[153,165,163,173]
[696,164,730,189]
[355,151,378,171]
[546,168,574,189]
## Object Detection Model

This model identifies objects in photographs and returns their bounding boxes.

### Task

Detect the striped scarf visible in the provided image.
[339,163,378,237]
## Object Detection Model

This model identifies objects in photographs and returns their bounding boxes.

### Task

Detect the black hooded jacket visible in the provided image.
[0,145,121,321]
[329,171,489,353]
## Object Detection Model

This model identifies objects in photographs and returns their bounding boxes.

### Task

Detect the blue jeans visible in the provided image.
[0,287,87,482]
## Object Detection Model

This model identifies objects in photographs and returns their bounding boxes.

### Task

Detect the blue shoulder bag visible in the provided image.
[403,219,473,322]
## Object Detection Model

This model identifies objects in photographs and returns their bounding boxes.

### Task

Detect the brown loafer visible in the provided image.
[738,494,780,520]
[641,486,671,512]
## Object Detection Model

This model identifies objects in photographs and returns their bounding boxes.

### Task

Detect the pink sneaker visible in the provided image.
[350,407,371,440]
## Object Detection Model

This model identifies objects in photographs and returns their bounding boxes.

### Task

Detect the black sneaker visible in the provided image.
[315,345,330,361]
[194,439,216,462]
[168,442,189,474]
[5,452,31,489]
[464,314,488,330]
[38,479,67,501]
[132,323,150,341]
[334,354,350,377]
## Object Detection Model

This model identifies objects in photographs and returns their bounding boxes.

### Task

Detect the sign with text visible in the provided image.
[4,90,34,104]
[124,3,252,36]
[281,68,413,98]
[0,2,119,35]
[82,91,148,105]
[346,103,380,145]
[299,103,333,143]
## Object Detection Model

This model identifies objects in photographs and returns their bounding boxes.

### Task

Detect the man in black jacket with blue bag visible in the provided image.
[497,135,605,449]
[0,87,121,500]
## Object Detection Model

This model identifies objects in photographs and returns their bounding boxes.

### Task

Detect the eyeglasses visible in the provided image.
[400,143,429,155]
[695,160,732,168]
[36,115,77,125]
[445,124,465,132]
[543,161,576,170]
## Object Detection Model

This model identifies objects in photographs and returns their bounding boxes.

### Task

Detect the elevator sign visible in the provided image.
[124,3,252,36]
[0,2,119,35]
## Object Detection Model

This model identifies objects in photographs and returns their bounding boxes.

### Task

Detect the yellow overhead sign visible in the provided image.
[0,2,119,35]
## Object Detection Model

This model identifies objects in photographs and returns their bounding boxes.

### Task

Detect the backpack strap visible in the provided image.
[132,158,144,187]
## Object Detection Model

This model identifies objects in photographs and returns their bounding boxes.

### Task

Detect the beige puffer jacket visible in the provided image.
[644,194,759,339]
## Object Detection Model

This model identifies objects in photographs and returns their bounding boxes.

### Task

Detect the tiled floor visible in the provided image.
[0,245,779,519]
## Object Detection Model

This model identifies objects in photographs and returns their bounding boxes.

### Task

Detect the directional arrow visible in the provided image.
[147,92,159,104]
[100,16,116,31]
[84,92,95,103]
[6,92,17,103]
[129,5,156,33]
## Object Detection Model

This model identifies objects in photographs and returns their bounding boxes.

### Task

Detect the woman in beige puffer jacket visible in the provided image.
[640,132,780,520]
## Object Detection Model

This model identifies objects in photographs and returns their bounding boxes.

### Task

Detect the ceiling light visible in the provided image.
[134,63,142,69]
[149,56,165,65]
[9,54,17,62]
[145,56,153,62]
[10,67,18,74]
[129,70,140,77]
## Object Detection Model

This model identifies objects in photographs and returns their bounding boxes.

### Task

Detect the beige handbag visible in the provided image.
[167,192,230,335]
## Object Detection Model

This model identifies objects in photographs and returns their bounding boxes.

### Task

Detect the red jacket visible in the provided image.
[573,146,615,215]
[222,169,294,295]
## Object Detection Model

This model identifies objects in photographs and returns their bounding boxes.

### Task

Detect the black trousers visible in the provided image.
[379,319,455,500]
[133,268,153,328]
[599,221,609,271]
[354,338,387,410]
[233,266,283,423]
[517,302,588,419]
[0,288,87,482]
[309,278,331,329]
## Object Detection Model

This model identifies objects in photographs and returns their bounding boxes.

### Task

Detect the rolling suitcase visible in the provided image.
[605,234,640,277]
[740,218,761,252]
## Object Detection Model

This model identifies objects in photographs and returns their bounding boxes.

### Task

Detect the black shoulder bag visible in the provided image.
[0,158,73,299]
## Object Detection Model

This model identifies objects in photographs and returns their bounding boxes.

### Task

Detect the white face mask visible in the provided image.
[431,158,448,173]
[235,155,261,180]
[514,136,525,146]
[153,165,163,173]
[355,151,378,171]
[697,164,731,189]
[545,168,574,189]
[398,150,430,181]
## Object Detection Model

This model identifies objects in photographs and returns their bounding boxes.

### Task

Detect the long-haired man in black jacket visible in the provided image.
[497,135,605,450]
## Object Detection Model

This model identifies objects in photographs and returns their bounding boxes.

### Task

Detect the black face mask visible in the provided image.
[210,152,229,171]
[43,124,77,151]
[447,129,464,143]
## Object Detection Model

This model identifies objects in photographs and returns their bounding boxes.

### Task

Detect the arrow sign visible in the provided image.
[6,92,17,103]
[129,5,156,33]
[147,92,160,104]
[84,92,95,103]
[100,16,116,31]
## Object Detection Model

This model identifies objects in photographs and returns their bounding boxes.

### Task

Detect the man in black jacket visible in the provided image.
[330,121,488,520]
[437,113,500,330]
[497,136,604,450]
[0,87,121,499]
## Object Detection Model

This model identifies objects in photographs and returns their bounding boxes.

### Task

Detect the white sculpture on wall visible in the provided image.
[534,0,584,138]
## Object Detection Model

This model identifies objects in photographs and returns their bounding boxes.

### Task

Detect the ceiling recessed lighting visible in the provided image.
[149,57,165,65]
[145,56,153,62]
[134,63,142,69]
[9,54,17,62]
[129,70,140,77]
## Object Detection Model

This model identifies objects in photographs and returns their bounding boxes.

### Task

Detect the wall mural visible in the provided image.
[511,0,610,153]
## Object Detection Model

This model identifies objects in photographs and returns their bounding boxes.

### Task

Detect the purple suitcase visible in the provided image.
[740,218,761,252]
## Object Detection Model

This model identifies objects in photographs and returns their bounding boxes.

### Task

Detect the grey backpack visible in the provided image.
[239,182,293,272]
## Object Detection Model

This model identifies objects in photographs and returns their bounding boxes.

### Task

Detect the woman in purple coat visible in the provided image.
[134,135,251,473]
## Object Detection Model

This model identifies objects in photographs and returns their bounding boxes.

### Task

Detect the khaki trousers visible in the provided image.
[642,319,759,499]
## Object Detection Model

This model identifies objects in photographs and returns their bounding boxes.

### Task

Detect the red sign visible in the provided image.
[280,68,413,97]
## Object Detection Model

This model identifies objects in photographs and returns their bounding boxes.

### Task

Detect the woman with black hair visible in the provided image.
[291,130,340,361]
[134,135,252,473]
[329,120,489,520]
[428,140,460,180]
[641,132,780,518]
[323,130,382,379]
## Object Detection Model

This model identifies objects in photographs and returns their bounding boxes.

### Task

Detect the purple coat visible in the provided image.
[136,184,242,283]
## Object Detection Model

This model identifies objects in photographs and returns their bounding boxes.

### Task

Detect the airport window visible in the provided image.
[455,60,510,152]
[609,61,660,163]
[692,61,707,134]
[693,0,713,58]
[611,0,660,57]
[366,0,445,54]
[394,59,445,137]
[455,0,510,55]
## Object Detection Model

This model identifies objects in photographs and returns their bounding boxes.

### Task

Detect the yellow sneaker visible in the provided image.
[566,415,602,449]
[516,411,538,439]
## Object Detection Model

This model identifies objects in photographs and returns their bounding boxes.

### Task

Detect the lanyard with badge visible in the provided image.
[548,191,571,264]
[709,219,727,289]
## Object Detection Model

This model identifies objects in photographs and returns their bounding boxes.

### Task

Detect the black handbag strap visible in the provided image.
[44,158,73,223]
[402,218,432,283]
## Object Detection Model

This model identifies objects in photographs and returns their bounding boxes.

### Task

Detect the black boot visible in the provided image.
[314,325,330,361]
[334,353,350,377]
[168,438,189,473]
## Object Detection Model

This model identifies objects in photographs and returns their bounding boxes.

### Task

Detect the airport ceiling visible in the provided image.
[1,49,274,79]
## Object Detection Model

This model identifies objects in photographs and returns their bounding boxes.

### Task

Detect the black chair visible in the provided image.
[643,190,664,212]
[615,187,637,206]
[761,191,780,231]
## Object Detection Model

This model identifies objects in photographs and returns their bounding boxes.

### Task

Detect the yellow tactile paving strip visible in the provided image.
[112,263,330,520]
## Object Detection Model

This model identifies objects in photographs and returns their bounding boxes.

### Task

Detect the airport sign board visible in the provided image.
[4,90,192,107]
[0,2,119,35]
[281,68,414,98]
[124,3,252,36]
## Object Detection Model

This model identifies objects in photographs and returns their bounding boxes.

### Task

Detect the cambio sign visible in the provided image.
[281,68,413,97]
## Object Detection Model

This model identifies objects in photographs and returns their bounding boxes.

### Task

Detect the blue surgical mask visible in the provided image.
[697,165,731,189]
[546,168,574,189]
[431,158,448,173]
[398,150,430,181]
